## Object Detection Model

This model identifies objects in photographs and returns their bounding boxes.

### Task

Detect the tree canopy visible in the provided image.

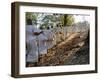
[26,12,75,28]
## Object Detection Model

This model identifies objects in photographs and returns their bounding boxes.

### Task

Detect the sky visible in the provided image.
[74,15,90,23]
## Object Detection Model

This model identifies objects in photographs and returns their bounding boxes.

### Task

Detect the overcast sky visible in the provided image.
[74,15,90,23]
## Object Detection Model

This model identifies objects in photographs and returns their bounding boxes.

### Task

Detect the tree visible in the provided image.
[26,13,75,28]
[61,14,75,26]
[41,14,56,29]
[40,14,64,29]
[26,12,38,25]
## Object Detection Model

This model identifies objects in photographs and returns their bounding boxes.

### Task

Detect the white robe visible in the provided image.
[26,25,39,62]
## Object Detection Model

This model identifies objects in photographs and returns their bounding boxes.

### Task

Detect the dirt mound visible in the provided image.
[26,32,89,67]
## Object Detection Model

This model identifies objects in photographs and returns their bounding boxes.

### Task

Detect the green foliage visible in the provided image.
[66,15,75,26]
[41,14,56,28]
[26,12,38,25]
[26,12,37,20]
[26,12,75,27]
[62,14,75,26]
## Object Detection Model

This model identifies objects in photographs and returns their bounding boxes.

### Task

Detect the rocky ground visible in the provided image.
[26,32,89,67]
